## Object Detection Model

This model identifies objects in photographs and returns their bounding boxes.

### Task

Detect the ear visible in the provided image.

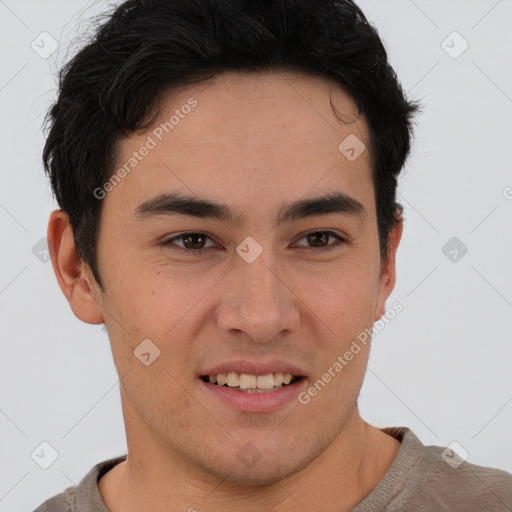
[374,210,403,322]
[47,210,105,324]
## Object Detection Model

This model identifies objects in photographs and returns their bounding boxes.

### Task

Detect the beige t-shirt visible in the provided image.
[33,426,512,511]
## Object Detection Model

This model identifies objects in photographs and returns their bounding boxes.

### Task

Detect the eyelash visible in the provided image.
[162,230,346,255]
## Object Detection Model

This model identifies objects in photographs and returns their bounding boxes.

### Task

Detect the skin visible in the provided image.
[48,70,403,512]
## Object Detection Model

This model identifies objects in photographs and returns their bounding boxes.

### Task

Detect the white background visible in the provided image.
[1,0,511,510]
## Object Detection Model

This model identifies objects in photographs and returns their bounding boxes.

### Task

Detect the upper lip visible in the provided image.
[199,360,306,377]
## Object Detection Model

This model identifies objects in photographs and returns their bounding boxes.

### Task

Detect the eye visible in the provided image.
[162,232,217,253]
[162,230,346,255]
[293,230,345,252]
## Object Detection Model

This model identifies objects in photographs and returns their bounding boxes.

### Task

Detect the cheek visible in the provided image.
[292,261,379,330]
[100,234,380,350]
[100,262,219,368]
[101,253,188,323]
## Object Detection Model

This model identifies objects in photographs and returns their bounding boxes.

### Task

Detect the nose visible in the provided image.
[216,249,300,343]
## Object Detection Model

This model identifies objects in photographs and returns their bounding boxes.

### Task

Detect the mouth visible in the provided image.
[200,372,304,393]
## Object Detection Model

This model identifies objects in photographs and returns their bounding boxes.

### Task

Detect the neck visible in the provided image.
[99,407,400,512]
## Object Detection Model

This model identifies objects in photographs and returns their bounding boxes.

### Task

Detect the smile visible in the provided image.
[201,371,301,392]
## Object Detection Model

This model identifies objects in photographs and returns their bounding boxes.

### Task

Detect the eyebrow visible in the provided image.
[133,191,366,226]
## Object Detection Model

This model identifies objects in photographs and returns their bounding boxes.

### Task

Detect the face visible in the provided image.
[75,71,399,485]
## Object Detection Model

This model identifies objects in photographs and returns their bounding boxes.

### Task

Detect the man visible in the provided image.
[35,0,512,510]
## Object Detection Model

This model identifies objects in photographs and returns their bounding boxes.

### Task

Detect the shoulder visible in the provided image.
[419,442,512,510]
[32,486,76,512]
[31,454,127,512]
[387,427,512,511]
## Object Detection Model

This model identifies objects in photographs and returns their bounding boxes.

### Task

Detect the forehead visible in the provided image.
[152,70,365,145]
[109,70,374,219]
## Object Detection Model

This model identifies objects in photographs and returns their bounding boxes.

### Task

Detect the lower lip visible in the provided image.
[199,378,307,413]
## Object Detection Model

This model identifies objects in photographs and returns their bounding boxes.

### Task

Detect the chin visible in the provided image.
[195,438,320,488]
[209,458,304,487]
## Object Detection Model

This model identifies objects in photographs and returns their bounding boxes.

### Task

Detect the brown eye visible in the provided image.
[294,231,345,251]
[163,232,216,252]
[162,230,345,256]
[180,233,208,249]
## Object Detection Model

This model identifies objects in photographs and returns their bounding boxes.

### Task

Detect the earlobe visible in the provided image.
[47,210,105,325]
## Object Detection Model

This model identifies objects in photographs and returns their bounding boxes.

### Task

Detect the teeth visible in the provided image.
[206,372,297,389]
[256,373,273,389]
[226,371,238,387]
[239,373,257,389]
